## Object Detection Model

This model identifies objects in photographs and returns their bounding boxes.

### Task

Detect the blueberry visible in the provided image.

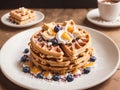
[24,48,29,53]
[52,74,60,81]
[90,56,96,62]
[83,67,91,74]
[66,74,74,82]
[37,73,43,79]
[51,38,58,45]
[23,66,30,73]
[21,55,28,62]
[54,25,61,32]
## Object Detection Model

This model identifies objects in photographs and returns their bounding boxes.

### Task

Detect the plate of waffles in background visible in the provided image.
[1,7,44,28]
[0,20,119,90]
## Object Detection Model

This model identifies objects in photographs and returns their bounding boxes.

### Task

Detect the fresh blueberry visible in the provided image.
[51,38,58,45]
[90,56,96,62]
[21,55,28,62]
[52,74,60,81]
[24,48,29,53]
[23,66,30,73]
[37,73,43,79]
[66,74,74,82]
[83,67,91,74]
[54,25,61,32]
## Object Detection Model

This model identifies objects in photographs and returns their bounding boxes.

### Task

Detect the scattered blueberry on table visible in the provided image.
[37,73,43,79]
[66,74,74,82]
[83,67,91,74]
[24,48,29,53]
[90,56,96,62]
[52,74,60,81]
[21,55,28,62]
[23,66,30,73]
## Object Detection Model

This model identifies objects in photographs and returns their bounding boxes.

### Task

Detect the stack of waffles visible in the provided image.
[29,20,94,75]
[9,7,36,25]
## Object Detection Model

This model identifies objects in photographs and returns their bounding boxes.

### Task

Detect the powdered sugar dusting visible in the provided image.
[92,16,120,25]
[95,16,120,24]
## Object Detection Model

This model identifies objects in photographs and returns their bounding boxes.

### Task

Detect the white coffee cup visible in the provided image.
[98,0,120,21]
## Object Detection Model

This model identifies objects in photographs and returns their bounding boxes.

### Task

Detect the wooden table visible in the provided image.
[0,9,120,90]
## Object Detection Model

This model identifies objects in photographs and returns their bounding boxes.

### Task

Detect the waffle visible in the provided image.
[61,27,91,58]
[9,16,35,25]
[30,47,93,74]
[30,30,64,57]
[29,20,94,75]
[9,7,36,25]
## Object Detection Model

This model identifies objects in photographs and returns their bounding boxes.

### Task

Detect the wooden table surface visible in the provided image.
[0,9,120,90]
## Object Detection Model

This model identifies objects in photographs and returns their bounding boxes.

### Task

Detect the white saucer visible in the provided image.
[1,11,44,28]
[0,26,119,90]
[87,9,120,27]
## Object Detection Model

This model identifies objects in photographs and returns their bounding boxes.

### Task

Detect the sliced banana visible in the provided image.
[47,28,56,36]
[73,30,82,39]
[41,31,55,40]
[56,30,73,44]
[65,20,77,35]
[42,23,49,30]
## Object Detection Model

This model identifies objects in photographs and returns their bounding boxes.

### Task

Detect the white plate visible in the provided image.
[0,26,119,90]
[1,11,44,28]
[87,9,120,27]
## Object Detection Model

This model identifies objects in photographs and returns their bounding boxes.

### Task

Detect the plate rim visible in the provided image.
[0,26,120,90]
[0,11,45,28]
[86,8,120,27]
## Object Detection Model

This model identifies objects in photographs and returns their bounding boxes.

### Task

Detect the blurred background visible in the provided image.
[0,0,97,9]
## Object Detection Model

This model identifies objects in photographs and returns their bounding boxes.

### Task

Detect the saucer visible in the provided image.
[86,9,120,27]
[1,11,44,28]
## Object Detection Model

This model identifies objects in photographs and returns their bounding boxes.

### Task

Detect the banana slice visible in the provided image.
[73,30,82,39]
[41,31,55,40]
[65,20,77,35]
[56,30,73,44]
[42,23,49,30]
[47,28,56,36]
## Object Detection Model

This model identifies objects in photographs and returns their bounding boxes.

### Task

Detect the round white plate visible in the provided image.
[0,26,119,90]
[87,9,120,27]
[1,11,44,28]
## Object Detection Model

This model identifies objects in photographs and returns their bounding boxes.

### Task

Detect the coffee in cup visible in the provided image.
[98,0,120,21]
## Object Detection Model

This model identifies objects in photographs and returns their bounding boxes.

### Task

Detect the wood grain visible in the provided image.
[0,9,120,90]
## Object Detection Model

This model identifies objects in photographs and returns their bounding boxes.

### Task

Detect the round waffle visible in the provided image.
[9,7,36,25]
[30,47,93,74]
[29,20,94,74]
